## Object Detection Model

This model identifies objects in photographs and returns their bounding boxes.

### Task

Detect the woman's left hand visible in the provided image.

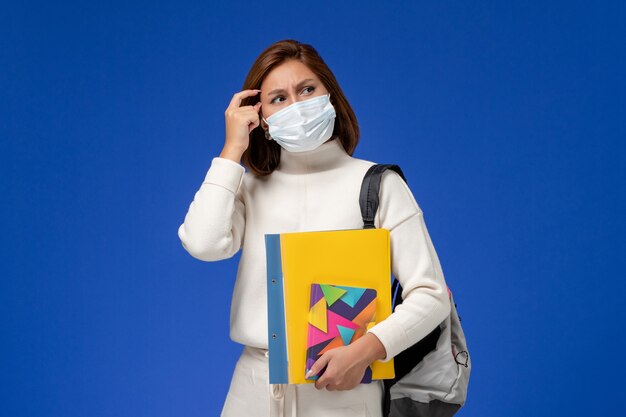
[306,333,386,391]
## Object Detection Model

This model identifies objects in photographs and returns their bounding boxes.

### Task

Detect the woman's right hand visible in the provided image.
[221,89,263,162]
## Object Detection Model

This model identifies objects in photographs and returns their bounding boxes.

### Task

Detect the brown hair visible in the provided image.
[239,39,360,176]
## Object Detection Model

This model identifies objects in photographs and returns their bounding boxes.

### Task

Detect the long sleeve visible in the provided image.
[177,157,246,262]
[365,170,451,362]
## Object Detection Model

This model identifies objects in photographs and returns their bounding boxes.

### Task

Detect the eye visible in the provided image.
[269,86,316,104]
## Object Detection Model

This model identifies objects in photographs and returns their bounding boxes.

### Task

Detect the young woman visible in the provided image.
[178,39,451,417]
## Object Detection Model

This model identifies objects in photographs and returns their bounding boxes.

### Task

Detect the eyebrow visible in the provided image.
[267,78,317,97]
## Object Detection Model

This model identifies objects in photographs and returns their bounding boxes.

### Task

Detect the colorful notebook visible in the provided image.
[305,283,378,383]
[265,227,395,384]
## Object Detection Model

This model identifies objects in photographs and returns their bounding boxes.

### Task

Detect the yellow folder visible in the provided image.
[266,227,396,384]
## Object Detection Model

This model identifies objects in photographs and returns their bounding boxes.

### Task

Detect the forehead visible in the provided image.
[261,60,320,90]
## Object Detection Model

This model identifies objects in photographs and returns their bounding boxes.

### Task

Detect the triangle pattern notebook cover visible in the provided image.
[265,227,395,384]
[305,283,378,383]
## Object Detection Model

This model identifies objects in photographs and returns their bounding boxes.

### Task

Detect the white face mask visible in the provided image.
[262,93,336,153]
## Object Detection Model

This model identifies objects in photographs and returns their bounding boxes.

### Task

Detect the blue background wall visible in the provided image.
[2,1,624,416]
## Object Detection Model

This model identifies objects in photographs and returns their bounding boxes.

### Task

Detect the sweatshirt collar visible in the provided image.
[276,137,350,174]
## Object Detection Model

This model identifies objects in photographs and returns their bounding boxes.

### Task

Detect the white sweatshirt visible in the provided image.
[177,138,451,362]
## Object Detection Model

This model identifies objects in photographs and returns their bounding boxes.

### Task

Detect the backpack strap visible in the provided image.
[359,164,409,311]
[359,164,408,229]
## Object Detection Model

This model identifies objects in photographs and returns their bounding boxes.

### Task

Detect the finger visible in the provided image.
[312,363,331,390]
[315,370,329,390]
[230,89,261,108]
[233,107,261,123]
[316,364,333,389]
[228,89,261,109]
[248,115,260,133]
[229,105,262,123]
[237,104,261,113]
[307,352,330,379]
[233,107,257,119]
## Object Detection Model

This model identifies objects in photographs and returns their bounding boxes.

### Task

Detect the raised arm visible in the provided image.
[365,170,451,362]
[178,88,264,262]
